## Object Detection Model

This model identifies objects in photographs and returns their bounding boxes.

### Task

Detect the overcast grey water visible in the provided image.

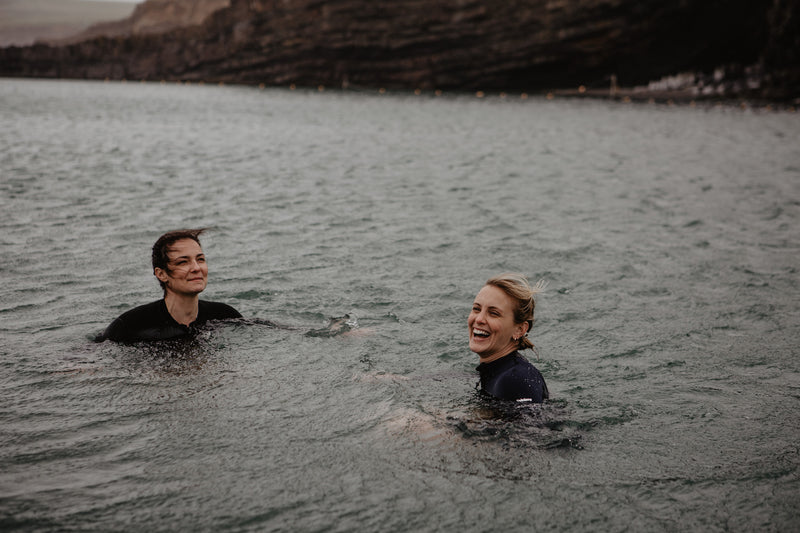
[1,78,799,531]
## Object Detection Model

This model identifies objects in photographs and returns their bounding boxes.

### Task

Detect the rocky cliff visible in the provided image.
[1,0,797,101]
[56,0,230,44]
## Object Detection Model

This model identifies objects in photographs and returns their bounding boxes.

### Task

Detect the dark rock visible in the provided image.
[0,0,797,101]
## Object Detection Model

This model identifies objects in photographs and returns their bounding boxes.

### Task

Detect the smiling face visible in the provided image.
[154,238,208,297]
[468,284,528,362]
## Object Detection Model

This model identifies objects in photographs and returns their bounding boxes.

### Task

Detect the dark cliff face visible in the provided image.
[760,0,800,98]
[0,0,796,100]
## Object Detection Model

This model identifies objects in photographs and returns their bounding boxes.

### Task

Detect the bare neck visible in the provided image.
[163,292,200,326]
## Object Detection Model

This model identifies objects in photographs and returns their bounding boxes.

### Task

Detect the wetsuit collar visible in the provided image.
[478,348,519,365]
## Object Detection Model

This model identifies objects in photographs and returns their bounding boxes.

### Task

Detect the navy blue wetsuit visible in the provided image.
[477,351,549,402]
[98,299,241,342]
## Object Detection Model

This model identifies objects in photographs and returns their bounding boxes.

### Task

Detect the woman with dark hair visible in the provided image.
[468,273,549,402]
[98,229,241,342]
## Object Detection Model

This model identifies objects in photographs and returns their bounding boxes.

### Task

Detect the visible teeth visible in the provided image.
[473,329,489,337]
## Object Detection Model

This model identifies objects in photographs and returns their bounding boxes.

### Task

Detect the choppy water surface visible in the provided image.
[1,79,798,531]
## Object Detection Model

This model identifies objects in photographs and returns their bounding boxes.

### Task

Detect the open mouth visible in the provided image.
[472,328,490,338]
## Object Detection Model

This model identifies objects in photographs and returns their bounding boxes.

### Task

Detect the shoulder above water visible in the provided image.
[97,299,242,343]
[477,351,549,403]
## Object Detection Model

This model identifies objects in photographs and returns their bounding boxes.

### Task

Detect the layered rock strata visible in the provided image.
[1,0,797,100]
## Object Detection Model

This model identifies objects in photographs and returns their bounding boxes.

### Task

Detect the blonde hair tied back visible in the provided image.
[485,273,547,351]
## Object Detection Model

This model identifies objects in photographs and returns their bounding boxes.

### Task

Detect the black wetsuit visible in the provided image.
[476,351,549,402]
[98,299,242,342]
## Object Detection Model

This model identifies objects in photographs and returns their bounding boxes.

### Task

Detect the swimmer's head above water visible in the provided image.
[151,228,208,297]
[468,273,544,362]
[97,228,241,342]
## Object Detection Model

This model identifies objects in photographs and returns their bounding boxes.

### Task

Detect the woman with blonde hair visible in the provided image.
[468,273,549,402]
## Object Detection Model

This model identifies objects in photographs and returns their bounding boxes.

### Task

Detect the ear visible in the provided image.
[154,267,169,283]
[516,321,529,338]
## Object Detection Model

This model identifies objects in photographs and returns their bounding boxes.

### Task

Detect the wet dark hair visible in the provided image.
[152,228,206,293]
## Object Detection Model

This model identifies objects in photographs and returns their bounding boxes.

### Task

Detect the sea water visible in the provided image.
[1,78,798,531]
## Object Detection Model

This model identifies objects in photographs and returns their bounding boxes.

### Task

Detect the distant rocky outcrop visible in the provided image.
[0,0,137,47]
[1,0,797,101]
[55,0,230,45]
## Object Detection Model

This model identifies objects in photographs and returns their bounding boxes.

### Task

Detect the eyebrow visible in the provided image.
[169,253,205,261]
[473,303,503,313]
